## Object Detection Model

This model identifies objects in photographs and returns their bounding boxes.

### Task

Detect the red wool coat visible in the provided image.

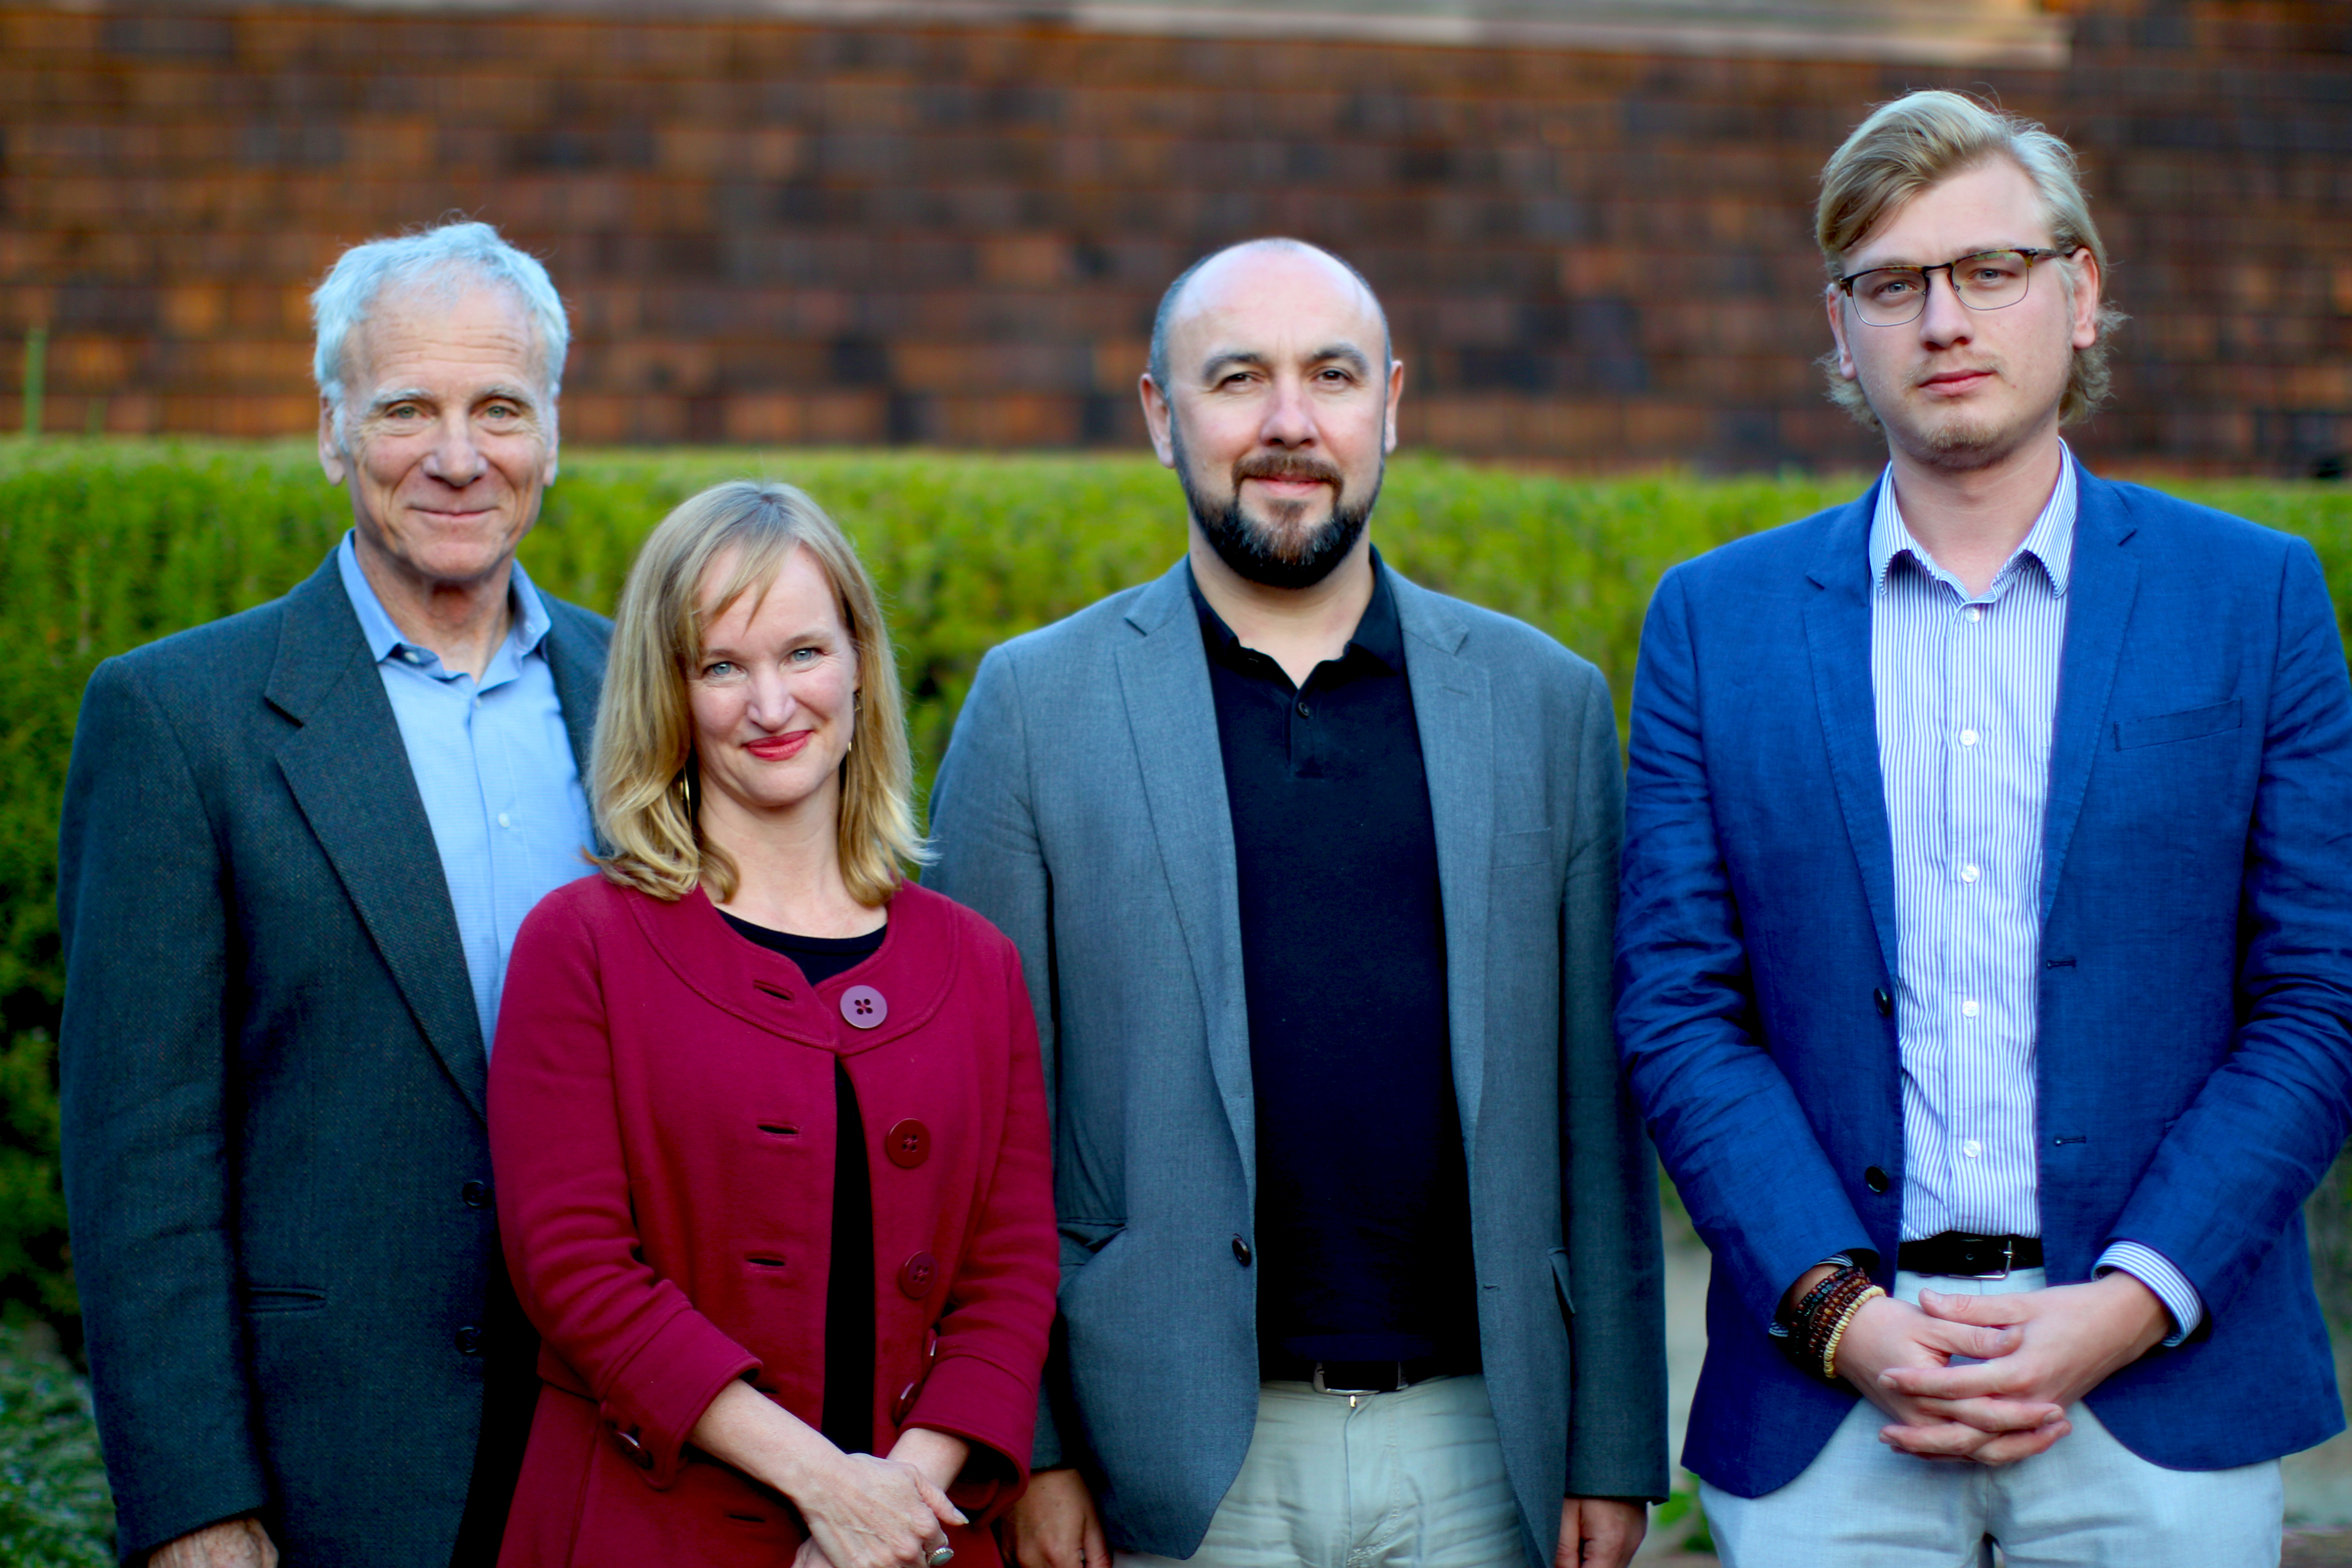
[486,875,1058,1567]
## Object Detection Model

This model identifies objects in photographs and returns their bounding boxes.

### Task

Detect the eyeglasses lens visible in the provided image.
[1852,251,2037,326]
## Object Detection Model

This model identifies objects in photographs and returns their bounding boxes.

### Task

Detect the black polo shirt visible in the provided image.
[1191,558,1481,1372]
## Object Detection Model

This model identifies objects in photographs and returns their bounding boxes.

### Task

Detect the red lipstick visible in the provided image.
[746,732,812,761]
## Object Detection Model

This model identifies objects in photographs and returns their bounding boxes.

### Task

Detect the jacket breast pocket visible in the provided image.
[2113,699,2242,751]
[242,1284,328,1315]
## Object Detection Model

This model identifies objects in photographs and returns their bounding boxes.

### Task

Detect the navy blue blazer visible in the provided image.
[1614,469,2352,1497]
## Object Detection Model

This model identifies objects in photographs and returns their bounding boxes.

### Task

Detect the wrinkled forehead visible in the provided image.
[346,277,547,387]
[1166,246,1390,370]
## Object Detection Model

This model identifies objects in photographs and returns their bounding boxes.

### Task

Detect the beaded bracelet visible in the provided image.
[1786,1267,1849,1331]
[1776,1263,1880,1384]
[1799,1270,1879,1373]
[1821,1284,1888,1382]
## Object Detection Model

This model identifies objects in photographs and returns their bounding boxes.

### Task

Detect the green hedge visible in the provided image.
[3,437,2348,1338]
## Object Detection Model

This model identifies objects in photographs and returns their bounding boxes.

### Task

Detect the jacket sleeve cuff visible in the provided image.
[904,1352,1041,1495]
[2096,1240,2204,1345]
[597,1311,761,1488]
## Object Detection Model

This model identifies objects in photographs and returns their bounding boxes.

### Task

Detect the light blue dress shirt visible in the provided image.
[1871,450,2201,1340]
[337,533,595,1054]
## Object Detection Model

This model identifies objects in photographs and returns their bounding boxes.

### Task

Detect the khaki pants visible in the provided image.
[1116,1373,1528,1568]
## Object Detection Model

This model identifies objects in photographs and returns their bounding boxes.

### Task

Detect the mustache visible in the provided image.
[1231,452,1345,488]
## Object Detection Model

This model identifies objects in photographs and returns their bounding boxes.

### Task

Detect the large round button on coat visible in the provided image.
[886,1118,931,1169]
[1231,1236,1253,1266]
[454,1324,484,1356]
[841,985,888,1030]
[899,1251,938,1298]
[1864,1166,1891,1195]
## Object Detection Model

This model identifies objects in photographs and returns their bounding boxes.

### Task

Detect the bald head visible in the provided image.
[1147,238,1390,392]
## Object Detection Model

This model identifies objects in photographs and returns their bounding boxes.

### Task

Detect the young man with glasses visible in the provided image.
[1616,90,2352,1565]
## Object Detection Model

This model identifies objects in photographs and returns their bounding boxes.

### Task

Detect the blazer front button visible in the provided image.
[461,1179,490,1208]
[886,1118,931,1168]
[1231,1236,1252,1266]
[614,1426,654,1470]
[899,1251,937,1297]
[1873,988,1893,1017]
[841,985,888,1030]
[454,1324,484,1355]
[1864,1166,1891,1195]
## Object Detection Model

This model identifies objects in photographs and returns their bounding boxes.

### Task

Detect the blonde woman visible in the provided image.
[488,481,1056,1568]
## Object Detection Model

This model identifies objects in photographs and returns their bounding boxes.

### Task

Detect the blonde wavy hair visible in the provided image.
[591,480,925,907]
[1817,90,2125,429]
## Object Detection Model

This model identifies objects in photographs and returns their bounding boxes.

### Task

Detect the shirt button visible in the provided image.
[1962,1139,1984,1159]
[1961,998,1981,1018]
[497,812,511,829]
[1960,864,1981,883]
[1295,700,1311,718]
[1960,729,1980,746]
[1965,606,1983,622]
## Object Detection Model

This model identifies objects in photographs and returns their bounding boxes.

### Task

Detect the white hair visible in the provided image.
[311,220,569,445]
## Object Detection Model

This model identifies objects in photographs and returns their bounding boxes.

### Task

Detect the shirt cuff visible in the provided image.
[2095,1241,2203,1345]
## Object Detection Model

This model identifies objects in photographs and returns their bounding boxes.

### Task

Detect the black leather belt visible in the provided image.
[1897,1233,2043,1277]
[1264,1352,1473,1394]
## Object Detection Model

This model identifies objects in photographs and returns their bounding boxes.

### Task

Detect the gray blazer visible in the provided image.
[927,558,1668,1563]
[57,552,609,1565]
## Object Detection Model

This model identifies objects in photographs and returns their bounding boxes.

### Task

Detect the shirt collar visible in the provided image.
[1187,546,1405,676]
[336,530,554,671]
[1868,442,2078,599]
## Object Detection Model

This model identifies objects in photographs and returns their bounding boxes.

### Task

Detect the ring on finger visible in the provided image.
[927,1548,955,1567]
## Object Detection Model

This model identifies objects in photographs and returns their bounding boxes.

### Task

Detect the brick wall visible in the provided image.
[2,0,2346,473]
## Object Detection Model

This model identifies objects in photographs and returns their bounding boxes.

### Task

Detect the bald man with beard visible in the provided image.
[928,238,1668,1568]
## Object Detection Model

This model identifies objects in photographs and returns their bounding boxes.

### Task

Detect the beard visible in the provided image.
[1173,429,1381,591]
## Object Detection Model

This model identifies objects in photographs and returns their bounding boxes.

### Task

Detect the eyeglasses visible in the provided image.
[1836,248,2064,327]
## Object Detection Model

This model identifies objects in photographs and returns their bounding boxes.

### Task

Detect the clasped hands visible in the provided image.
[1833,1271,2171,1465]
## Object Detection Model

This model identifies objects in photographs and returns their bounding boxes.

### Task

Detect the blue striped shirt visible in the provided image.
[337,533,595,1054]
[1871,452,2200,1337]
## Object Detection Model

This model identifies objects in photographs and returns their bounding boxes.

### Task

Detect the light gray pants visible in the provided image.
[1115,1374,1528,1568]
[1702,1269,2284,1568]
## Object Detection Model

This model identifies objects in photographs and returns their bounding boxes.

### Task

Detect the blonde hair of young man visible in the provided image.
[1816,89,2126,429]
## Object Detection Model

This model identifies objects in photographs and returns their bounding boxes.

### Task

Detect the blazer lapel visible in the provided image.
[542,601,605,784]
[1392,571,1494,1157]
[2039,474,2140,920]
[1115,564,1258,1193]
[1801,486,1902,983]
[265,557,489,1118]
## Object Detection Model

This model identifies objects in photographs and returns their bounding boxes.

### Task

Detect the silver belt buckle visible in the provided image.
[1973,1237,2015,1280]
[1311,1362,1398,1397]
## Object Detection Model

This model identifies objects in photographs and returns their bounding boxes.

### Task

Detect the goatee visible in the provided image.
[1176,436,1381,591]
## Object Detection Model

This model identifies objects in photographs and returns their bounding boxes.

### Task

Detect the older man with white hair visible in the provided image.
[58,220,609,1567]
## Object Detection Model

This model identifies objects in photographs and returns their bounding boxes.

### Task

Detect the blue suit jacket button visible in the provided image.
[1864,1167,1891,1195]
